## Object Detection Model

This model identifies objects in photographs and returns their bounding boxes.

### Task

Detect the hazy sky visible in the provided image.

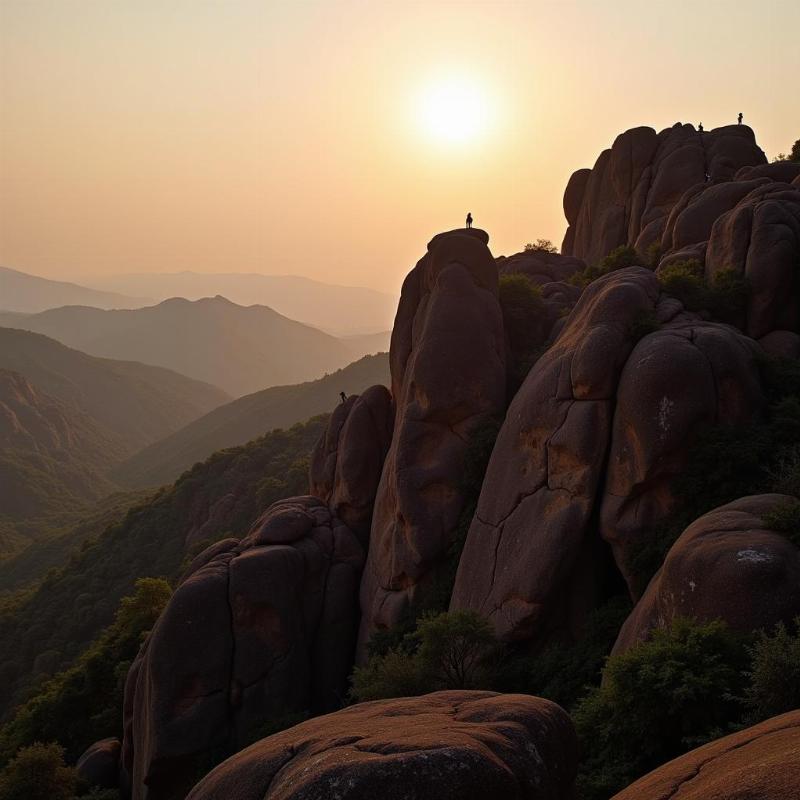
[1,0,798,294]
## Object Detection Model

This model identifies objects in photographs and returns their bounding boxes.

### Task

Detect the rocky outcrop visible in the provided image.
[121,496,366,800]
[496,250,585,286]
[600,322,764,597]
[310,385,393,543]
[611,710,800,800]
[612,495,800,655]
[357,229,506,653]
[77,738,121,790]
[186,690,578,800]
[705,180,800,339]
[451,268,661,643]
[562,124,766,265]
[451,265,767,642]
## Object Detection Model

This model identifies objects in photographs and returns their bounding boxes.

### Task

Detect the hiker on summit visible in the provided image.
[466,212,473,229]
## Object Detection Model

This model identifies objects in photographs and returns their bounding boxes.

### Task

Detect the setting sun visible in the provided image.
[415,75,493,147]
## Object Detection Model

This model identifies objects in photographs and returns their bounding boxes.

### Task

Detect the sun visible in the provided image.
[415,75,492,148]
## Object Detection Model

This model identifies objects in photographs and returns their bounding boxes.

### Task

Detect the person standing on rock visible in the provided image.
[339,391,347,404]
[698,122,704,132]
[466,212,473,229]
[738,112,743,125]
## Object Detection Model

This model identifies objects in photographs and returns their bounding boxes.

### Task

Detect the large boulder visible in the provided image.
[357,229,506,654]
[451,268,660,643]
[496,250,585,286]
[76,737,121,790]
[562,124,766,265]
[611,710,800,800]
[121,496,366,800]
[612,495,800,656]
[705,180,800,339]
[186,690,578,800]
[309,385,393,542]
[599,321,764,597]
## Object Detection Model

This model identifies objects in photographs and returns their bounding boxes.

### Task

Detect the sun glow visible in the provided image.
[415,75,493,148]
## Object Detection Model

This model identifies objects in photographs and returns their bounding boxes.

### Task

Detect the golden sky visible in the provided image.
[1,0,798,294]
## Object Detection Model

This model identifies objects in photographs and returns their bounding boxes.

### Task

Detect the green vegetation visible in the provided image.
[569,245,640,288]
[523,238,558,253]
[574,618,749,800]
[0,742,78,800]
[351,610,499,702]
[744,619,800,723]
[0,416,326,722]
[498,273,547,391]
[774,140,800,162]
[0,578,171,764]
[657,259,748,324]
[762,500,800,547]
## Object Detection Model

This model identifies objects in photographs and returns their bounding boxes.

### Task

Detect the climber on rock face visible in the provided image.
[466,212,473,229]
[340,391,347,404]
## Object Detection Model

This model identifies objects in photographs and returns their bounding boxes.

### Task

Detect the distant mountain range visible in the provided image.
[113,352,390,488]
[0,327,229,453]
[79,270,397,335]
[0,329,229,556]
[0,265,147,312]
[0,296,371,397]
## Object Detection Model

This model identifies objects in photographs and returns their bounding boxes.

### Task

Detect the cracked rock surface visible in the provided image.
[357,228,506,657]
[610,709,800,800]
[612,495,800,656]
[186,690,577,800]
[451,268,661,642]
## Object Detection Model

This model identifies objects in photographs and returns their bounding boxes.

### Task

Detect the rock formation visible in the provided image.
[612,495,800,655]
[357,228,506,654]
[600,321,764,597]
[705,180,800,339]
[76,738,121,790]
[562,124,766,265]
[611,710,800,800]
[121,496,365,800]
[310,384,393,542]
[186,690,578,800]
[451,268,661,642]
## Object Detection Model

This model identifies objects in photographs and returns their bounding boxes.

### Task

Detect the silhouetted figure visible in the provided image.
[466,212,473,229]
[738,112,743,125]
[698,122,704,132]
[339,391,347,404]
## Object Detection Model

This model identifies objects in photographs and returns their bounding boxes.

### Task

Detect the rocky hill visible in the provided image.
[0,327,229,454]
[0,295,366,397]
[112,353,390,489]
[4,123,800,800]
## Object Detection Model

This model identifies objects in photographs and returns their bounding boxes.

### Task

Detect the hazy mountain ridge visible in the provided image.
[0,265,148,313]
[0,296,362,397]
[81,271,397,335]
[0,327,230,453]
[113,352,390,488]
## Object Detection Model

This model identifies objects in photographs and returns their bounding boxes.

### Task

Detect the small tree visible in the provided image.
[744,619,800,723]
[790,139,800,162]
[415,610,498,689]
[574,618,748,800]
[524,238,558,254]
[0,742,77,800]
[351,610,499,702]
